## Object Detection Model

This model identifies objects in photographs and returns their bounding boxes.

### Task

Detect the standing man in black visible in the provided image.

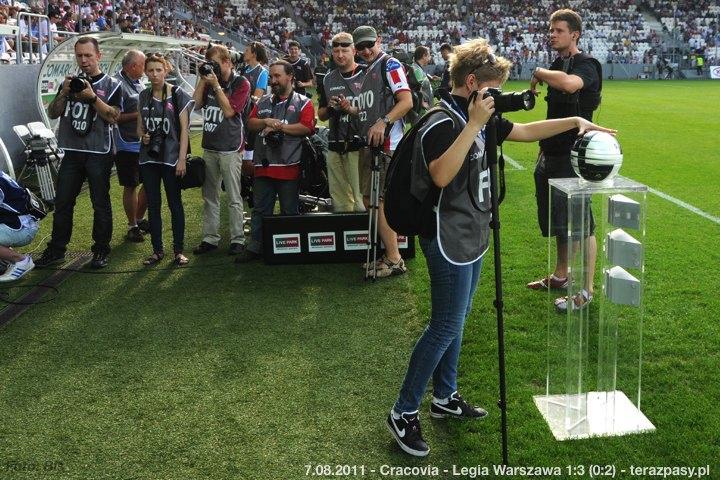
[37,36,121,269]
[284,40,314,97]
[527,9,603,312]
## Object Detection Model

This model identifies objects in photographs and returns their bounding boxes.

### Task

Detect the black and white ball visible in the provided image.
[571,131,623,182]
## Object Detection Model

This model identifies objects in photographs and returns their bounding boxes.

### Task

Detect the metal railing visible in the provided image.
[15,11,50,64]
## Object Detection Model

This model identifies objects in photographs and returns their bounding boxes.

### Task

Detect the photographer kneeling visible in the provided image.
[387,39,616,457]
[136,54,195,266]
[235,60,315,263]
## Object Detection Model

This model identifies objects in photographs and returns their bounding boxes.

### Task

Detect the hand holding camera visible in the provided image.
[468,87,495,129]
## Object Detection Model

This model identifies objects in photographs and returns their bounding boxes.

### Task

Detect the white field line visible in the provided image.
[499,153,718,225]
[643,185,720,226]
[502,154,525,170]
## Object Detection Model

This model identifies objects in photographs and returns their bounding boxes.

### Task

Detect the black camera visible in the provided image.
[264,130,284,148]
[481,87,535,113]
[69,74,88,94]
[328,135,366,153]
[147,131,165,159]
[199,60,221,77]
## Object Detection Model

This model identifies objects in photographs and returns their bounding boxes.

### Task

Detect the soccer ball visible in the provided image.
[571,131,623,182]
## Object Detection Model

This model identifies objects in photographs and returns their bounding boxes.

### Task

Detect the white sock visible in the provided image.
[433,391,458,404]
[392,408,417,419]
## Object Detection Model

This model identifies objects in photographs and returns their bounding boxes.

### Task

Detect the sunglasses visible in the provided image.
[332,41,353,48]
[470,52,496,72]
[355,41,375,52]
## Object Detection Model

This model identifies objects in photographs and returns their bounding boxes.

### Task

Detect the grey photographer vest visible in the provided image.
[252,91,309,167]
[201,71,247,153]
[57,73,120,154]
[114,71,143,147]
[418,101,492,264]
[243,63,267,94]
[138,85,194,167]
[357,53,397,136]
[322,66,364,146]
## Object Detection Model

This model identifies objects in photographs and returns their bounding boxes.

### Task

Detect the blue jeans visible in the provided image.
[394,236,483,413]
[140,163,185,254]
[247,176,299,253]
[47,150,113,255]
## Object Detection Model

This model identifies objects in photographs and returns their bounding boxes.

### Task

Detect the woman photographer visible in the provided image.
[136,53,194,266]
[386,39,616,457]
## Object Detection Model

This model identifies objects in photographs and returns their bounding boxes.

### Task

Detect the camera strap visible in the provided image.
[170,85,192,156]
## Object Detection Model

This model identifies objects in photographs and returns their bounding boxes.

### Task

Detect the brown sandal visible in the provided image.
[143,252,165,266]
[173,253,189,266]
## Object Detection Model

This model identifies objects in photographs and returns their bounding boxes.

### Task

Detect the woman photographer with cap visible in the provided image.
[386,38,616,457]
[136,53,194,267]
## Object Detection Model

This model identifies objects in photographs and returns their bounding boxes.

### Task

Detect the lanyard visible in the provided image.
[441,95,486,141]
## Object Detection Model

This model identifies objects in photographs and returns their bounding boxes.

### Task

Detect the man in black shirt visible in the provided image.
[527,9,603,312]
[37,36,121,269]
[284,40,314,96]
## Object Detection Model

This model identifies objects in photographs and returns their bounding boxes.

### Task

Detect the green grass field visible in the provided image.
[1,80,719,479]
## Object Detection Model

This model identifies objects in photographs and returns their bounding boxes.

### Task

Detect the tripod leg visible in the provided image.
[372,166,380,281]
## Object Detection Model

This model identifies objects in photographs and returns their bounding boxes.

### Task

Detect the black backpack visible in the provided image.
[383,106,461,237]
[299,134,329,200]
[24,188,48,220]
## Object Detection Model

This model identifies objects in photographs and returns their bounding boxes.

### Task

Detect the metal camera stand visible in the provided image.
[365,146,384,281]
[485,114,509,465]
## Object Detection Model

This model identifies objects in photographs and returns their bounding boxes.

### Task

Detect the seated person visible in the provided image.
[0,171,39,282]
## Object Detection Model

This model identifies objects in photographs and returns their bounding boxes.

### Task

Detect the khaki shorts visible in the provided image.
[359,147,392,198]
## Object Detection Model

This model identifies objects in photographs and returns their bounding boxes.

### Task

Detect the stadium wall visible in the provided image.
[0,64,44,174]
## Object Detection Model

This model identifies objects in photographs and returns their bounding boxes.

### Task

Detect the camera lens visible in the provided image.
[70,76,86,93]
[147,133,164,159]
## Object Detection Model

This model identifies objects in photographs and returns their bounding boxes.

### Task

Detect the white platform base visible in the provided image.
[534,390,656,441]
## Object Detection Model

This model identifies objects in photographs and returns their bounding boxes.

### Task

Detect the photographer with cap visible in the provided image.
[351,25,413,278]
[386,39,614,457]
[192,44,251,256]
[234,60,315,263]
[317,32,366,213]
[37,36,121,270]
[527,9,603,312]
[114,49,148,243]
[284,40,314,97]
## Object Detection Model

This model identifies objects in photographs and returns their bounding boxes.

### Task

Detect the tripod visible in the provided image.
[365,146,384,281]
[485,114,509,465]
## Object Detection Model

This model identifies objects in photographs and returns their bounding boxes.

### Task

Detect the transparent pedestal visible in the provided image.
[533,176,655,441]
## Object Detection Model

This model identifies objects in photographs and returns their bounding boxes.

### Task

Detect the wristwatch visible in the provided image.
[381,114,392,125]
[533,67,542,78]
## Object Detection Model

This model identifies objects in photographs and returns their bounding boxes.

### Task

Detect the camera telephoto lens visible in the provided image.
[147,133,164,159]
[483,88,535,113]
[69,76,86,93]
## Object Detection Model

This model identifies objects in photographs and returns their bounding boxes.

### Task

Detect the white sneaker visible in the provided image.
[0,255,35,282]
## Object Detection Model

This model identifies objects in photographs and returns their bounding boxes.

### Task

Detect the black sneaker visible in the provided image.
[234,249,261,263]
[34,249,65,268]
[386,411,429,457]
[126,226,144,242]
[228,243,245,255]
[90,252,109,269]
[193,241,218,255]
[137,219,151,234]
[430,392,488,420]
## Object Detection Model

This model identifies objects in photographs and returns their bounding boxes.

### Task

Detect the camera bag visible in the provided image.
[170,86,206,189]
[383,106,462,237]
